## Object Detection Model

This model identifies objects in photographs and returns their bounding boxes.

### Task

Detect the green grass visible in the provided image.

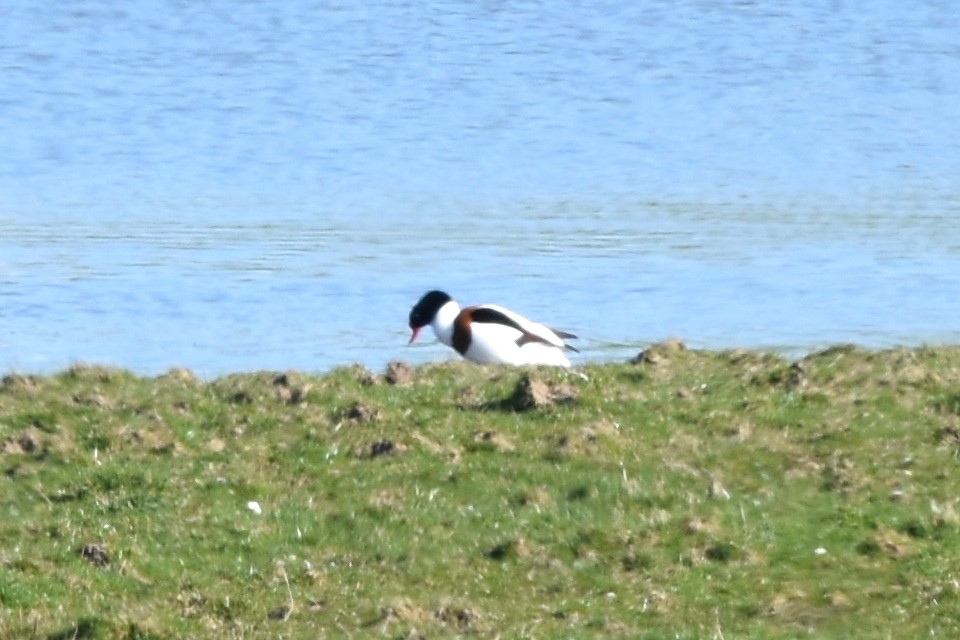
[3,346,960,638]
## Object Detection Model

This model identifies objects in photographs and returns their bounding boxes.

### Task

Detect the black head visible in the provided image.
[409,290,452,329]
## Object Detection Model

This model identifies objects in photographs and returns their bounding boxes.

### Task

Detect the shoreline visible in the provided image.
[3,340,953,383]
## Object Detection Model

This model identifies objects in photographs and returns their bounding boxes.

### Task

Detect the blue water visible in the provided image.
[2,1,960,377]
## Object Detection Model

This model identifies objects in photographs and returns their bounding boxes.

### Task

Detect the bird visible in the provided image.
[408,290,578,366]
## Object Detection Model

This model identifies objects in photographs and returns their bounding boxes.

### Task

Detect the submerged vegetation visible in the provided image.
[3,344,960,638]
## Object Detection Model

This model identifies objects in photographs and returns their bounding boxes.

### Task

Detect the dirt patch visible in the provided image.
[856,525,915,559]
[356,439,407,459]
[4,428,44,456]
[2,373,41,394]
[227,389,254,405]
[435,605,478,630]
[384,361,415,386]
[507,373,578,411]
[411,431,463,462]
[821,451,858,494]
[342,401,380,423]
[272,372,310,404]
[381,597,434,626]
[548,421,620,457]
[630,338,687,365]
[126,426,177,454]
[513,486,553,509]
[72,392,110,409]
[472,430,515,453]
[267,605,292,621]
[79,543,110,567]
[485,539,519,560]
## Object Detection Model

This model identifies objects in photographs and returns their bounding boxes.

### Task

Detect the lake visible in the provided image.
[2,0,959,377]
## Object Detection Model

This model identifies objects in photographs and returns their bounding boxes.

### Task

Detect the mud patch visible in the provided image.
[507,373,578,411]
[342,401,380,423]
[272,372,309,404]
[485,539,519,560]
[3,428,44,456]
[356,439,407,459]
[267,605,292,621]
[79,543,110,567]
[435,605,478,630]
[384,360,415,386]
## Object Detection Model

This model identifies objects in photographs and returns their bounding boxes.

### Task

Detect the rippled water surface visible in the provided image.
[2,1,959,376]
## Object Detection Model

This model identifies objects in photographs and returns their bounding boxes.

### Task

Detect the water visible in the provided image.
[2,1,959,377]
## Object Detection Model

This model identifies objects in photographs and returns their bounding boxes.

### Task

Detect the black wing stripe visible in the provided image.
[471,306,578,351]
[469,307,527,333]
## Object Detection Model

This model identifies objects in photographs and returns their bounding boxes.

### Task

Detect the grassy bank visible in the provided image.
[3,344,960,638]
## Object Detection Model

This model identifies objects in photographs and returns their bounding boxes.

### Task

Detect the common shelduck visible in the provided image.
[408,290,578,367]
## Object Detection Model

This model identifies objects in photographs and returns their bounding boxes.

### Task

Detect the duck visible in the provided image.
[408,290,578,366]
